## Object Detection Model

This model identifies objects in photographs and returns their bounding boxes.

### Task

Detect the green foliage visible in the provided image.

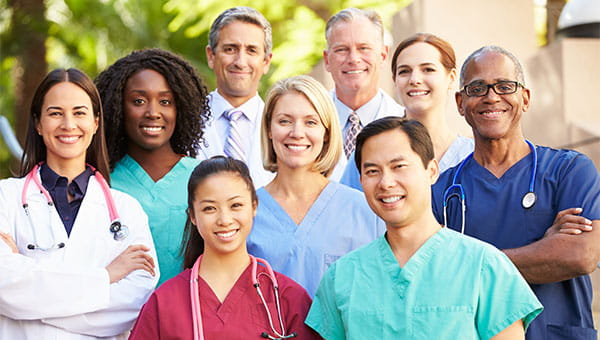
[0,0,410,178]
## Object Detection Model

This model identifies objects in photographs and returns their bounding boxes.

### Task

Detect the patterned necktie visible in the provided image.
[343,111,361,159]
[224,110,246,162]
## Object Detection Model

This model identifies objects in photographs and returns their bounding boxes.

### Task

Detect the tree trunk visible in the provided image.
[9,0,48,146]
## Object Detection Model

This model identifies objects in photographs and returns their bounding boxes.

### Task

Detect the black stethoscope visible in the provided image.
[190,254,297,340]
[443,140,537,234]
[20,162,129,250]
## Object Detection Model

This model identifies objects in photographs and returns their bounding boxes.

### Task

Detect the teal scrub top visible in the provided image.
[306,227,542,339]
[111,155,200,286]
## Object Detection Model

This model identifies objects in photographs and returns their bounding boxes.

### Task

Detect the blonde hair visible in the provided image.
[261,75,342,177]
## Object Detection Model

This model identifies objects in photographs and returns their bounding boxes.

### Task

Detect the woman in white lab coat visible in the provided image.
[0,68,159,339]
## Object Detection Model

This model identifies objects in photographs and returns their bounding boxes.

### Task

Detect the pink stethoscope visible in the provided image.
[20,162,128,251]
[190,254,297,340]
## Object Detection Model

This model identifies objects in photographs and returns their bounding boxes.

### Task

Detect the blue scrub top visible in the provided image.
[432,145,600,340]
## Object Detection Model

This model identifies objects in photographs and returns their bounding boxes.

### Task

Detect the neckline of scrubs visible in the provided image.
[257,181,337,229]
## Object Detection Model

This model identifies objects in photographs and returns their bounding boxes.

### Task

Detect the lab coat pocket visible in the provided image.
[412,305,475,338]
[547,324,597,340]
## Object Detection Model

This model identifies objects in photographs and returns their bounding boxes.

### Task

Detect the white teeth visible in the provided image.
[288,145,308,151]
[382,196,401,203]
[408,91,428,96]
[58,136,78,142]
[346,70,364,74]
[142,127,162,132]
[217,230,237,238]
[481,111,502,115]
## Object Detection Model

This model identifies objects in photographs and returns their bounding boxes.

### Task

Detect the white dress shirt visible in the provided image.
[197,90,274,187]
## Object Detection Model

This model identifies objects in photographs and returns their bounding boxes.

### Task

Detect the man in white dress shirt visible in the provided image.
[324,8,404,181]
[199,7,274,187]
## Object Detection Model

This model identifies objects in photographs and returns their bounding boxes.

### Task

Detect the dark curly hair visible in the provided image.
[95,48,210,169]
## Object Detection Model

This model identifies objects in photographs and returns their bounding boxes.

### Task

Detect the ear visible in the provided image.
[187,208,197,226]
[427,159,440,185]
[455,91,465,117]
[35,119,42,135]
[262,53,272,75]
[521,87,531,113]
[323,49,331,72]
[93,115,99,134]
[448,68,457,90]
[206,45,215,70]
[381,44,389,62]
[252,200,258,218]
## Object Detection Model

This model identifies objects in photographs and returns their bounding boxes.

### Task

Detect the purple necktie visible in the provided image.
[224,110,246,162]
[343,111,361,159]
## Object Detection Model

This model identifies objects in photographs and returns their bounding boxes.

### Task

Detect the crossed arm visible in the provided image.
[504,208,600,284]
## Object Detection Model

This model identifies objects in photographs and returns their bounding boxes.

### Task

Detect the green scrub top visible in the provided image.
[111,155,200,286]
[306,227,542,339]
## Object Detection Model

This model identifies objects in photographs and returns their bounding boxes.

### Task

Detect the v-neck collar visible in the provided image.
[257,181,337,230]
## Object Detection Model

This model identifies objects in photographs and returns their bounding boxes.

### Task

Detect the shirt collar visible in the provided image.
[40,163,93,197]
[333,89,384,125]
[209,90,263,123]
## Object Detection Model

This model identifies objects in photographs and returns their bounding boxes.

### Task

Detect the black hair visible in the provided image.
[95,48,211,169]
[354,117,434,173]
[21,68,111,182]
[181,156,258,269]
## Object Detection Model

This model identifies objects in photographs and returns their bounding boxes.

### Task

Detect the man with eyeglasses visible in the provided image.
[431,45,600,339]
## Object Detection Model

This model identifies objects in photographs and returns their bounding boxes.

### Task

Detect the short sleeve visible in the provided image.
[129,292,159,339]
[476,248,543,339]
[556,154,600,221]
[305,266,346,340]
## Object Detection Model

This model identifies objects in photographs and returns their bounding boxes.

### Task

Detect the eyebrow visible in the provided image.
[128,89,173,95]
[398,62,437,68]
[362,157,405,168]
[197,195,243,204]
[46,105,89,111]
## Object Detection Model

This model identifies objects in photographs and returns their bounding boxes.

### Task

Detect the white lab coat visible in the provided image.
[0,173,159,339]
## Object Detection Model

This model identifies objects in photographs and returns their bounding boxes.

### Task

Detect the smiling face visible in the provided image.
[37,82,98,169]
[207,21,272,107]
[324,17,387,105]
[189,171,257,257]
[360,129,438,229]
[268,92,327,173]
[123,69,176,155]
[394,42,456,116]
[456,51,530,142]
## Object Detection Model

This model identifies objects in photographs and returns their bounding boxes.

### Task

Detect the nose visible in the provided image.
[409,70,422,85]
[60,113,76,130]
[482,85,501,103]
[289,122,304,138]
[347,48,361,64]
[233,51,247,68]
[377,169,396,190]
[145,101,162,119]
[217,209,234,227]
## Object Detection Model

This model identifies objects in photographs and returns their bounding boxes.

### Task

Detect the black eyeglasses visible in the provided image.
[461,81,524,97]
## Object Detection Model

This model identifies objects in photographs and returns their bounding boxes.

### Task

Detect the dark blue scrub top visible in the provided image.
[432,146,600,340]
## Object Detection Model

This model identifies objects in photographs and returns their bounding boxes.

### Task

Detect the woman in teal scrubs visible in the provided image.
[96,48,210,285]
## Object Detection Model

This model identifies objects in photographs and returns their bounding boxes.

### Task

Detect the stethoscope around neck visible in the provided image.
[443,140,538,234]
[189,254,297,340]
[20,162,128,251]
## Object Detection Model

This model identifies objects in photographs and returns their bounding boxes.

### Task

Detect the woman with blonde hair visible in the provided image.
[247,75,384,297]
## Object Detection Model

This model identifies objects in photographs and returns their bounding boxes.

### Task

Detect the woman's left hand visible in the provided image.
[0,232,18,253]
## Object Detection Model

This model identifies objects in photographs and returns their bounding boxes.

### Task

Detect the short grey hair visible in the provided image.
[325,8,383,47]
[459,45,525,87]
[208,7,272,57]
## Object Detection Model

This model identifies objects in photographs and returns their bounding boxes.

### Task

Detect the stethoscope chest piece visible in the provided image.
[522,191,537,209]
[110,221,129,241]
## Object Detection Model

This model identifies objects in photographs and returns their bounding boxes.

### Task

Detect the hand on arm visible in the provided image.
[0,231,18,253]
[504,208,600,284]
[106,244,156,284]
